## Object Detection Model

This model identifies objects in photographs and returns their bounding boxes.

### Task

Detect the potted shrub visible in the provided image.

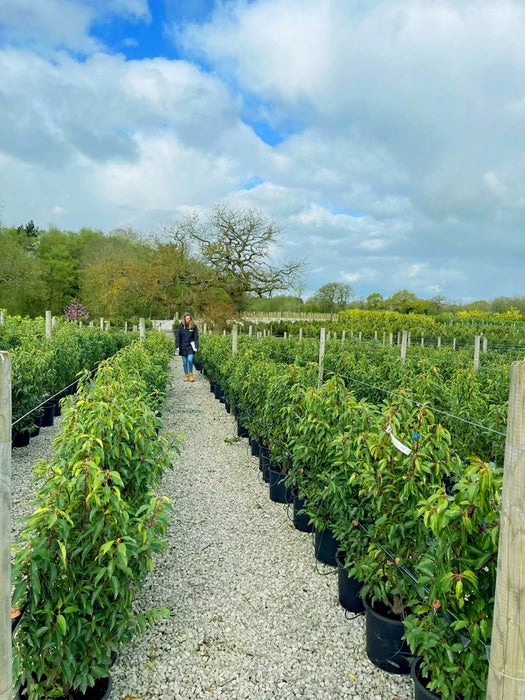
[286,376,359,564]
[12,342,176,699]
[403,457,501,699]
[350,400,463,674]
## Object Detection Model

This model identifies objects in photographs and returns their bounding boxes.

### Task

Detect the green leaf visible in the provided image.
[56,614,67,636]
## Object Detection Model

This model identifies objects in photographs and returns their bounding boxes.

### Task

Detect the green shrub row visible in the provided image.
[202,333,509,465]
[12,331,178,699]
[3,317,138,432]
[199,334,503,699]
[246,309,525,347]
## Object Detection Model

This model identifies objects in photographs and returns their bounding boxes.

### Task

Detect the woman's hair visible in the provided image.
[182,312,194,329]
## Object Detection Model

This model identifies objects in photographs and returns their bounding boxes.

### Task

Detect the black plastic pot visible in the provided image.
[12,428,30,448]
[314,527,338,566]
[41,402,55,427]
[363,595,411,675]
[411,657,441,699]
[250,440,260,458]
[237,422,249,438]
[336,552,364,613]
[258,444,269,469]
[260,451,271,483]
[292,488,312,532]
[268,467,292,504]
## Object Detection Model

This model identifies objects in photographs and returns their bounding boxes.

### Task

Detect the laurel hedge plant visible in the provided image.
[402,458,501,699]
[12,333,178,699]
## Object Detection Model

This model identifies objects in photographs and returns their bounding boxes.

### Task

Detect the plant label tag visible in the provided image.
[385,425,412,455]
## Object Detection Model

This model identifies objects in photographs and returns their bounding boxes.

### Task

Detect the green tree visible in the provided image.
[309,282,354,312]
[385,289,426,314]
[15,219,40,253]
[0,227,45,314]
[36,228,80,314]
[178,203,305,312]
[365,292,384,309]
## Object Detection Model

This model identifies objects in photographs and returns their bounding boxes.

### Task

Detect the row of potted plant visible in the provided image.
[1,314,137,440]
[11,331,178,699]
[198,334,502,699]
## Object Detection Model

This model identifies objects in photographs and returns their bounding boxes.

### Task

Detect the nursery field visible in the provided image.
[3,314,524,699]
[196,329,523,699]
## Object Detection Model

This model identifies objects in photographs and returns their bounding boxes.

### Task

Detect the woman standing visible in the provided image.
[175,312,199,382]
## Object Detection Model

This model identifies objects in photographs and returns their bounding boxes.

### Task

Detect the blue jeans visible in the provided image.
[182,354,194,374]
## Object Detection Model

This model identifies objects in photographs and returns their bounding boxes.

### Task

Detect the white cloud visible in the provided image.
[1,0,524,300]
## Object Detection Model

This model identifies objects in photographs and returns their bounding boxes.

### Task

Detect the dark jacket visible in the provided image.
[175,323,199,356]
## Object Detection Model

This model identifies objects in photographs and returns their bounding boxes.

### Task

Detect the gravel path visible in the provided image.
[11,359,414,700]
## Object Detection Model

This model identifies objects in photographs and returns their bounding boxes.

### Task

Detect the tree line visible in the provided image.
[1,203,523,323]
[0,204,303,324]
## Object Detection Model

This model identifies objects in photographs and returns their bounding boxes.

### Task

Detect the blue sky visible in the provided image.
[0,0,524,302]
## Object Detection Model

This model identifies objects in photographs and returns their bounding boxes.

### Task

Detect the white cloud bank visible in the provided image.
[0,0,524,301]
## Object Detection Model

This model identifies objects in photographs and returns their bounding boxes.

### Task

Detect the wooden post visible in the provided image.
[248,325,252,338]
[437,336,441,348]
[421,333,425,347]
[358,331,362,341]
[139,318,145,341]
[100,317,104,330]
[341,330,346,344]
[0,353,12,700]
[374,331,378,341]
[0,312,4,325]
[299,328,303,342]
[45,310,52,338]
[453,338,457,351]
[382,331,386,346]
[474,335,481,370]
[318,328,326,388]
[232,324,238,354]
[124,321,128,333]
[389,332,393,346]
[483,337,488,353]
[400,330,408,362]
[487,361,525,698]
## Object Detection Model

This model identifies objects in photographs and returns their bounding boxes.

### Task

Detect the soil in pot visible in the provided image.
[335,552,364,613]
[363,595,411,675]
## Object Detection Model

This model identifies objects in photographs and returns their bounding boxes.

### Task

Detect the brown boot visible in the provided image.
[183,374,189,382]
[189,372,194,382]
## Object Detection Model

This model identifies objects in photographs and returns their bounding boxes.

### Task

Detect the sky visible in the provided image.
[0,0,524,303]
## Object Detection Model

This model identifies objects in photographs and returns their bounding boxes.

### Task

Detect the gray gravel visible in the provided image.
[11,359,414,700]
